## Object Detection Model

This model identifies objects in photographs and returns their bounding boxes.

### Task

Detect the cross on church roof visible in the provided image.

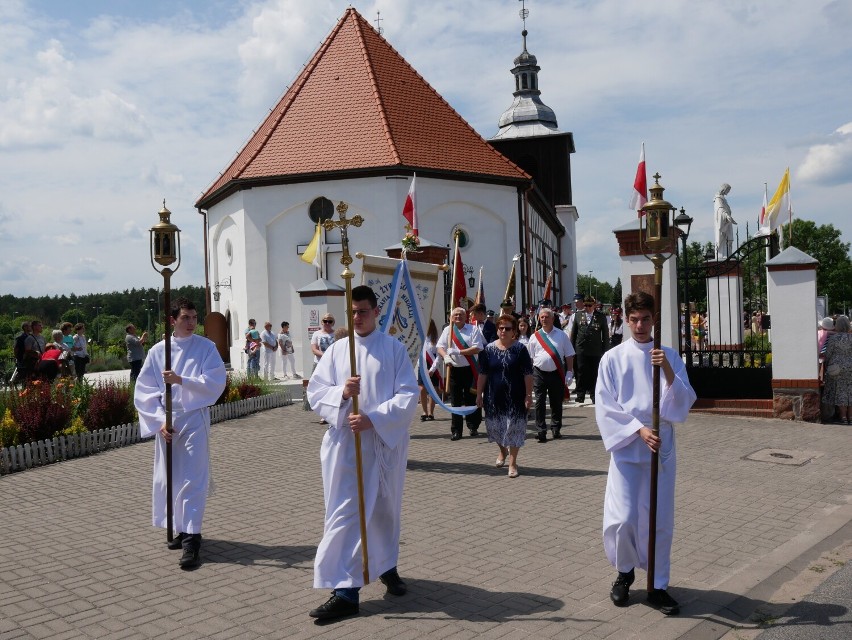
[374,10,384,35]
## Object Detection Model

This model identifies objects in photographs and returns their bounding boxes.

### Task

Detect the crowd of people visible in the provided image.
[11,320,90,384]
[242,318,303,380]
[298,288,694,620]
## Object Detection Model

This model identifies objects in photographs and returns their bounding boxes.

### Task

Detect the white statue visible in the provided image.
[714,183,737,258]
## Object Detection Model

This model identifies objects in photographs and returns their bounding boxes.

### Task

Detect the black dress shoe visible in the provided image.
[610,569,634,607]
[379,568,407,596]
[552,430,562,439]
[576,393,585,403]
[309,594,359,620]
[647,588,679,615]
[179,534,202,570]
[451,432,461,441]
[167,532,185,550]
[469,430,479,437]
[536,433,547,443]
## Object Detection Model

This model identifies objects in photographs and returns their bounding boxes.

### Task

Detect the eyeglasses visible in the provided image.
[496,326,513,331]
[351,308,373,316]
[584,304,593,308]
[322,319,334,324]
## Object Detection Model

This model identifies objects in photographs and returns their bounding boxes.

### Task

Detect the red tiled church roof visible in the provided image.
[196,7,529,209]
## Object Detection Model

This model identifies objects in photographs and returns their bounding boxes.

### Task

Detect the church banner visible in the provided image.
[361,255,476,417]
[360,254,440,368]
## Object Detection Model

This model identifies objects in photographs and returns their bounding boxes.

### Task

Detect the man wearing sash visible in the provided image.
[437,307,485,440]
[526,307,574,442]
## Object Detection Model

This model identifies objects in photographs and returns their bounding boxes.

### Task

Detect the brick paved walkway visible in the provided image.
[1,403,850,639]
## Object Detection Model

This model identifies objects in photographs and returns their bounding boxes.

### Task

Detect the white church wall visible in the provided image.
[207,176,521,372]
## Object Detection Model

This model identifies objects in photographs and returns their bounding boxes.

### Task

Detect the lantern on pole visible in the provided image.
[148,200,181,544]
[638,173,677,593]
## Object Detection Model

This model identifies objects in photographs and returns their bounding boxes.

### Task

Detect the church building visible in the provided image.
[195,7,578,370]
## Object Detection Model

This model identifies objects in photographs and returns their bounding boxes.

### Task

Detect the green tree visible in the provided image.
[782,219,851,314]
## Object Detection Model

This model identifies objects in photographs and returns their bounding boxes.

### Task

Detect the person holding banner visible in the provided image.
[437,307,486,440]
[527,307,574,442]
[306,285,418,620]
[475,314,533,478]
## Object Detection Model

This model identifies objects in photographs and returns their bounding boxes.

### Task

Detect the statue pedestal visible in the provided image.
[705,261,744,349]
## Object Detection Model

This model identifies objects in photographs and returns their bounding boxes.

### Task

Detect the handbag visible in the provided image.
[826,363,841,377]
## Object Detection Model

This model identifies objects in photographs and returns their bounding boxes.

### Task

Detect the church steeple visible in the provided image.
[491,5,560,140]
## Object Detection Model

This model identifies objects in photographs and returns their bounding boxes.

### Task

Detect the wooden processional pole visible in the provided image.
[646,255,665,592]
[323,202,370,584]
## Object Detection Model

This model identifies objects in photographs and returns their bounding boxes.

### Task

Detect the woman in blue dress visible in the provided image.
[475,314,533,478]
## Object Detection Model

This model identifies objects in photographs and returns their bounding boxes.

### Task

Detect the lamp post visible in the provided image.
[149,200,181,544]
[639,172,678,593]
[673,207,693,365]
[92,305,101,359]
[587,270,593,297]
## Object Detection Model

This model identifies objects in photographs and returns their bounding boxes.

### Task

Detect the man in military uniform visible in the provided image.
[569,296,609,404]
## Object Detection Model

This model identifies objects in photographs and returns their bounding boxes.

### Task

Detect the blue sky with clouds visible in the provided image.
[1,0,850,297]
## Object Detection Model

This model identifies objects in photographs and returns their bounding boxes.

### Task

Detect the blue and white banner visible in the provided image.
[361,255,476,417]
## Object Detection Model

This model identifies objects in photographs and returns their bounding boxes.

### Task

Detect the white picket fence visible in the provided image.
[0,390,293,476]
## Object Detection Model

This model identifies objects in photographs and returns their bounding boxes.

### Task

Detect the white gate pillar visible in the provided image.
[766,247,820,422]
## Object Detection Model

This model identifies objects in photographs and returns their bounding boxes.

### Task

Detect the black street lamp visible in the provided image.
[673,207,693,363]
[92,305,101,357]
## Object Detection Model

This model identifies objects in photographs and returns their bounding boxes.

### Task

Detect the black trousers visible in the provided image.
[534,367,564,435]
[576,352,602,400]
[448,366,481,434]
[130,359,143,381]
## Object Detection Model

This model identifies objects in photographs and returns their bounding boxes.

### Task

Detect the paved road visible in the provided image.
[1,401,850,639]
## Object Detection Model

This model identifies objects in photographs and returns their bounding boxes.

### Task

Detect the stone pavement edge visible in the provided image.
[1,401,850,639]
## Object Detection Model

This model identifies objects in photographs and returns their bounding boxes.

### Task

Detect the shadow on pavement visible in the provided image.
[202,539,316,569]
[659,586,849,637]
[371,577,575,623]
[406,458,606,478]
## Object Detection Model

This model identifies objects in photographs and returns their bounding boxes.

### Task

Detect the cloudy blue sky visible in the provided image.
[1,0,850,297]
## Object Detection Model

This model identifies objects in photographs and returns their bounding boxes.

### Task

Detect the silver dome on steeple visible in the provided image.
[492,26,561,140]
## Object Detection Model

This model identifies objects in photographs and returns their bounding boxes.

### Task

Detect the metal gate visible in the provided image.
[677,234,779,399]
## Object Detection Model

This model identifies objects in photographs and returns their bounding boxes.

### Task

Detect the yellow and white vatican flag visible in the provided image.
[301,222,322,267]
[757,168,792,238]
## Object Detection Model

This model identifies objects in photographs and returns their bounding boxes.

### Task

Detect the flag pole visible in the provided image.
[445,229,461,395]
[504,256,519,304]
[323,201,370,585]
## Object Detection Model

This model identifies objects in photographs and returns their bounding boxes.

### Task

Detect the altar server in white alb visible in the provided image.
[306,285,418,621]
[134,298,227,570]
[594,291,696,615]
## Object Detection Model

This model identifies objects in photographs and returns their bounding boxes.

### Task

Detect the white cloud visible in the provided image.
[797,123,852,186]
[0,39,150,149]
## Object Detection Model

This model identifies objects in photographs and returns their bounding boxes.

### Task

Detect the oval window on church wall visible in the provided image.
[309,197,335,224]
[451,224,470,249]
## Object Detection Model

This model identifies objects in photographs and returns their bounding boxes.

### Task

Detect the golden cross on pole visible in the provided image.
[322,201,370,584]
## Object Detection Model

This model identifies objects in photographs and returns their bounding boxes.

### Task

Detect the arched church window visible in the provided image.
[515,75,520,91]
[451,224,470,249]
[309,197,335,224]
[521,73,528,89]
[531,74,537,90]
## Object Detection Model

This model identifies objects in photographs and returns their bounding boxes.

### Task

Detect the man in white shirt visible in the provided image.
[260,321,278,380]
[134,298,227,570]
[526,308,574,441]
[436,307,485,440]
[306,285,418,620]
[595,292,696,615]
